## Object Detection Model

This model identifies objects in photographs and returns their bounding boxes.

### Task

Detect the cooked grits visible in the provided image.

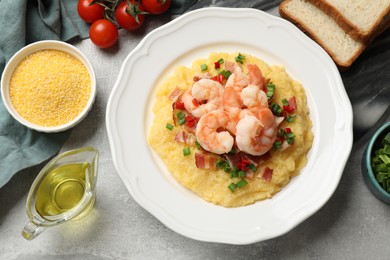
[148,52,313,207]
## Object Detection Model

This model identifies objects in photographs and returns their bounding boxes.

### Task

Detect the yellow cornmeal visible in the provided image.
[148,52,314,207]
[9,49,91,127]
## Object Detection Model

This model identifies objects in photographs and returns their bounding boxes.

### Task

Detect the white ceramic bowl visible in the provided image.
[1,40,96,133]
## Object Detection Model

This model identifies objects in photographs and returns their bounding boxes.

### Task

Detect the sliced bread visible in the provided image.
[307,0,390,42]
[279,0,366,70]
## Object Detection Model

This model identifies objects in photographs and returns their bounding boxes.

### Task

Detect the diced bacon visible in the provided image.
[193,72,211,82]
[245,170,255,180]
[221,150,274,181]
[289,96,297,111]
[259,167,273,182]
[244,153,261,166]
[195,152,219,169]
[245,152,271,166]
[168,87,183,102]
[283,96,297,113]
[174,131,196,144]
[223,151,270,171]
[222,152,242,169]
[224,61,241,74]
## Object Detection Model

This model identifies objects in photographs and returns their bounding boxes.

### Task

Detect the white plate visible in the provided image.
[106,7,353,244]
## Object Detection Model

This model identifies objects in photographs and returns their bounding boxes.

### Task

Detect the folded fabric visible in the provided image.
[0,0,90,188]
[0,0,198,188]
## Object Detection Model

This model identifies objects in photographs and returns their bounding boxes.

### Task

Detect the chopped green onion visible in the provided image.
[177,111,185,119]
[228,183,237,192]
[282,98,289,106]
[383,144,390,155]
[375,163,388,172]
[286,132,296,144]
[218,58,224,64]
[270,103,283,116]
[247,164,257,172]
[235,53,245,64]
[228,179,248,192]
[273,140,282,150]
[377,172,386,183]
[200,64,208,71]
[266,82,275,99]
[238,171,246,178]
[166,123,174,130]
[379,154,390,164]
[219,70,232,79]
[230,168,239,178]
[218,157,257,191]
[216,160,231,173]
[236,179,248,188]
[177,111,186,125]
[278,128,286,137]
[183,147,191,156]
[228,148,236,154]
[195,141,202,150]
[286,115,296,123]
[384,133,390,144]
[177,118,186,125]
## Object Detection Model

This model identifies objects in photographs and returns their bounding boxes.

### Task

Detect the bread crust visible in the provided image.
[278,0,367,70]
[307,0,390,42]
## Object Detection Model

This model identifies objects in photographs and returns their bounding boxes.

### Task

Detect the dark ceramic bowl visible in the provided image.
[362,122,390,204]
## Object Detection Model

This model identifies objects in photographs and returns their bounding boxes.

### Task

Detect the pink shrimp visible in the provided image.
[235,107,277,156]
[195,110,235,154]
[222,87,244,135]
[225,71,249,90]
[223,65,267,109]
[182,78,224,118]
[223,84,268,134]
[241,84,268,108]
[247,64,265,88]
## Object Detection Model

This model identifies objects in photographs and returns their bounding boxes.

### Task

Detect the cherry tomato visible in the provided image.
[77,0,105,24]
[115,0,145,31]
[142,0,171,14]
[89,19,118,48]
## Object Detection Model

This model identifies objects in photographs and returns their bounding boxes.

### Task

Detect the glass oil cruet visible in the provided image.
[22,147,99,240]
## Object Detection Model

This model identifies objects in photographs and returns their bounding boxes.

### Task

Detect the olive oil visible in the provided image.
[35,163,90,218]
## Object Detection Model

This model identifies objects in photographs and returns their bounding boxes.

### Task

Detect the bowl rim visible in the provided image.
[0,40,96,133]
[365,121,390,199]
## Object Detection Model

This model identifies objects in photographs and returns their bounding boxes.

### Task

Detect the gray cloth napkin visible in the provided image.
[0,0,197,188]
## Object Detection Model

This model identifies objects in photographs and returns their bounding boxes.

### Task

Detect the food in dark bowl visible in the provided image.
[362,122,390,203]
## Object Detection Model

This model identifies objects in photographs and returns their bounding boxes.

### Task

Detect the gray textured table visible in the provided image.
[1,1,390,259]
